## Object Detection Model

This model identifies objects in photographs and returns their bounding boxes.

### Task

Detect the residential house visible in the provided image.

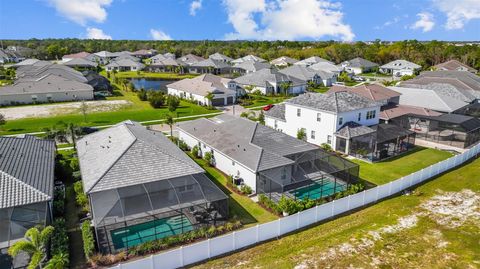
[416,71,480,94]
[131,49,158,59]
[233,60,271,75]
[186,58,234,75]
[94,51,116,64]
[340,57,379,75]
[10,59,48,69]
[167,74,237,106]
[177,114,359,199]
[177,54,205,66]
[0,49,19,63]
[208,52,233,63]
[82,70,113,97]
[0,74,94,105]
[234,68,307,95]
[295,56,334,67]
[76,121,228,254]
[280,65,337,86]
[61,51,91,62]
[270,56,298,67]
[62,57,98,69]
[328,84,401,107]
[105,58,145,72]
[145,57,181,73]
[379,60,421,77]
[433,59,477,73]
[231,55,266,64]
[0,136,56,269]
[16,63,88,83]
[309,61,342,76]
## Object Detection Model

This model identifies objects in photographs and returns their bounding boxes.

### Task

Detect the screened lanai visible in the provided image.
[257,149,359,202]
[92,173,228,254]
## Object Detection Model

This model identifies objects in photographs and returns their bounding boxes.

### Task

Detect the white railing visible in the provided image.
[110,143,480,269]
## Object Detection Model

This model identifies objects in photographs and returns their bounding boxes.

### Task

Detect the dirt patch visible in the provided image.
[0,100,132,120]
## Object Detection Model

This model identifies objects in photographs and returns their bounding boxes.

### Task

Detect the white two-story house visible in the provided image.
[265,91,381,155]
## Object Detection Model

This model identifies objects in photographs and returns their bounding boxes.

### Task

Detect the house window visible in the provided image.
[327,135,332,144]
[366,110,376,120]
[338,117,343,125]
[311,130,315,139]
[317,113,321,122]
[358,112,361,121]
[297,108,301,117]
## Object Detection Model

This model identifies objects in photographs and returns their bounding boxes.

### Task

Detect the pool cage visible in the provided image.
[391,114,480,149]
[347,124,416,162]
[89,173,228,254]
[257,149,359,203]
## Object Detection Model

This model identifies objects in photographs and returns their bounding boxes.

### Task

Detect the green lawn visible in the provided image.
[194,156,480,269]
[352,147,454,185]
[189,154,278,225]
[360,72,392,78]
[307,86,330,93]
[242,95,291,108]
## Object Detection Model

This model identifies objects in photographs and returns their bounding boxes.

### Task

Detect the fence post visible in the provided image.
[150,255,154,269]
[256,224,259,243]
[179,246,184,267]
[362,190,366,206]
[207,239,211,258]
[375,186,379,202]
[331,200,335,217]
[315,205,319,222]
[232,231,236,250]
[388,181,393,196]
[347,195,351,210]
[277,220,281,237]
[296,212,300,229]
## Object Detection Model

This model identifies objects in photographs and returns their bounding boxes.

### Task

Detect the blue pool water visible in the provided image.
[291,179,346,200]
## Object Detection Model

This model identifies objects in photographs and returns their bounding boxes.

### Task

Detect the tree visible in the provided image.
[8,226,55,269]
[297,128,306,140]
[80,100,88,122]
[148,91,165,108]
[167,95,180,113]
[258,111,265,125]
[0,113,5,130]
[45,253,69,269]
[66,123,81,151]
[137,88,148,101]
[279,81,292,96]
[164,113,175,137]
[127,82,135,91]
[205,91,214,107]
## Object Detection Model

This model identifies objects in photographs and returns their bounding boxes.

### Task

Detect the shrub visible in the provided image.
[297,128,306,140]
[147,91,165,108]
[320,143,332,152]
[203,151,213,166]
[278,196,301,215]
[137,89,148,101]
[170,136,190,151]
[258,194,281,215]
[51,218,69,261]
[240,184,252,195]
[191,145,200,158]
[74,181,89,213]
[206,226,217,238]
[81,220,95,260]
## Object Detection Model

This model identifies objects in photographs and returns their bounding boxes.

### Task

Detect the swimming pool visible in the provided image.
[290,179,346,200]
[111,215,193,250]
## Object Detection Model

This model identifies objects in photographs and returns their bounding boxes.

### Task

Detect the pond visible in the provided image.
[130,78,178,93]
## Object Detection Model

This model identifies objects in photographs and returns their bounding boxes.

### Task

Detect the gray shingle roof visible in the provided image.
[279,65,334,81]
[192,58,231,69]
[16,63,88,83]
[341,57,378,68]
[209,53,233,62]
[270,56,298,66]
[62,58,98,68]
[177,115,316,172]
[106,58,145,69]
[231,55,266,64]
[234,68,306,87]
[264,103,285,121]
[233,60,271,73]
[286,91,379,113]
[417,71,480,93]
[309,62,342,73]
[335,122,375,139]
[0,74,94,96]
[0,136,56,208]
[433,60,477,73]
[167,74,235,97]
[177,54,205,65]
[380,60,421,70]
[77,121,204,194]
[295,56,334,66]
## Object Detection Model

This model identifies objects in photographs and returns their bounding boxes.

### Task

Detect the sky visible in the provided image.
[0,0,479,41]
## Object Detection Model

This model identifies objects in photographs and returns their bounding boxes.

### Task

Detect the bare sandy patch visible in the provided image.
[0,100,133,120]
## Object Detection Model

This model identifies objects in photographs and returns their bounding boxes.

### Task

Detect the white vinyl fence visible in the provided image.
[111,143,480,269]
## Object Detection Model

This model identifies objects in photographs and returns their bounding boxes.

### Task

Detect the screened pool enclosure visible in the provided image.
[257,149,360,202]
[91,173,228,253]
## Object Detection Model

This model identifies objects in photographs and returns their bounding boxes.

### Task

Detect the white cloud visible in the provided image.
[150,29,173,40]
[190,0,203,16]
[432,0,480,30]
[47,0,112,26]
[411,12,435,32]
[86,27,112,39]
[223,0,354,41]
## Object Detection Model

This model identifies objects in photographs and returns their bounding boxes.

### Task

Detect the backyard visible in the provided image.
[241,94,291,108]
[352,147,454,185]
[193,156,480,269]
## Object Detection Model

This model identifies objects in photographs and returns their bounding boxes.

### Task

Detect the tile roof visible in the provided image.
[208,52,233,62]
[62,52,91,59]
[177,54,205,65]
[417,71,480,93]
[234,68,306,87]
[177,115,316,172]
[380,60,421,70]
[231,55,266,64]
[309,61,342,73]
[279,65,335,81]
[286,91,379,113]
[335,122,376,139]
[62,58,98,68]
[166,74,235,97]
[106,58,145,69]
[328,84,400,102]
[295,56,334,66]
[389,86,468,113]
[400,78,479,102]
[380,104,442,120]
[77,121,204,194]
[233,60,271,73]
[16,63,88,83]
[0,136,56,208]
[434,60,477,73]
[341,57,379,68]
[192,58,231,69]
[270,56,298,66]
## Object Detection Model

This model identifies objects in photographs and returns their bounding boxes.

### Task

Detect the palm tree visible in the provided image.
[8,226,54,269]
[279,81,292,97]
[205,91,214,107]
[164,113,175,137]
[45,253,69,269]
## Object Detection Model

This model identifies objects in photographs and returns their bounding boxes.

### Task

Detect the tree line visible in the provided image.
[2,39,479,69]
